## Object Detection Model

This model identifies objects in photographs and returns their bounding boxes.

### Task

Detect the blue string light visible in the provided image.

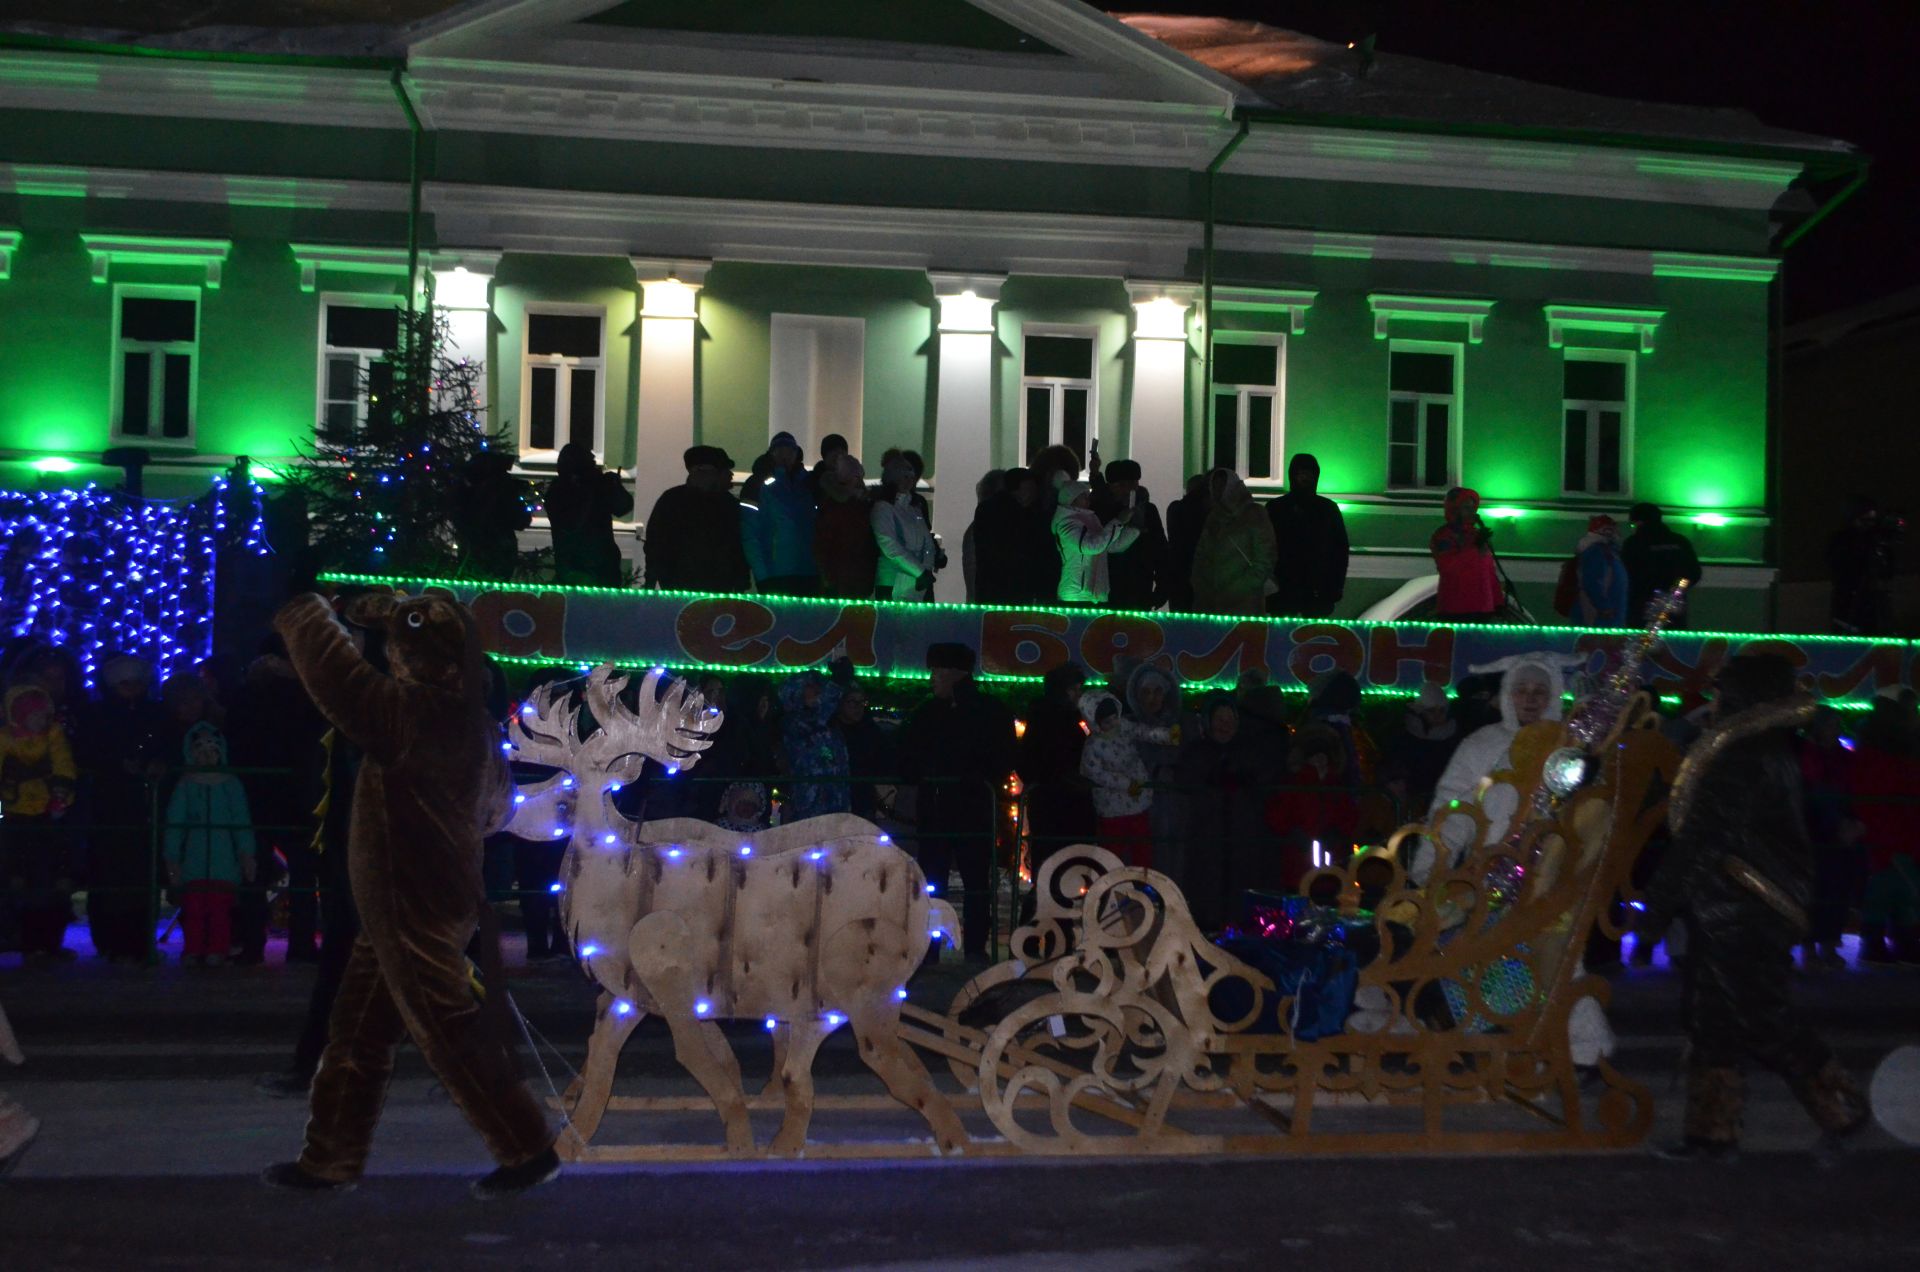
[0,478,267,687]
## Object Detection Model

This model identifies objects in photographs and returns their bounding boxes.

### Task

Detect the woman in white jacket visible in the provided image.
[1052,480,1139,604]
[870,452,939,601]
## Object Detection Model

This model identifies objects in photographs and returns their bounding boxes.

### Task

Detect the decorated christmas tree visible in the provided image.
[292,306,523,577]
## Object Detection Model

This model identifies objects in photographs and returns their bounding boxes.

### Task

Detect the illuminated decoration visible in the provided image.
[1480,506,1527,520]
[293,307,518,576]
[501,664,969,1160]
[1540,747,1590,798]
[319,573,1916,704]
[28,456,77,474]
[0,469,267,686]
[0,230,17,280]
[1692,513,1730,527]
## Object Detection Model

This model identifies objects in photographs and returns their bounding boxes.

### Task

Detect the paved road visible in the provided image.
[5,941,1919,1270]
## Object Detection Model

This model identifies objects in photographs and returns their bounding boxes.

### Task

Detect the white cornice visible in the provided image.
[1368,294,1496,343]
[0,52,399,131]
[1212,286,1317,333]
[424,183,1199,277]
[1544,304,1666,353]
[1227,126,1802,210]
[0,230,17,281]
[0,163,406,212]
[80,234,231,288]
[290,244,411,293]
[1218,224,1779,283]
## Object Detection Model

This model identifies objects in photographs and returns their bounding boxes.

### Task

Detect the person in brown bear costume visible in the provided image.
[262,590,557,1199]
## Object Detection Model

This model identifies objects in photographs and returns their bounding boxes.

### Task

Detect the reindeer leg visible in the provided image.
[559,990,642,1160]
[765,1018,831,1157]
[850,1004,969,1155]
[629,913,754,1156]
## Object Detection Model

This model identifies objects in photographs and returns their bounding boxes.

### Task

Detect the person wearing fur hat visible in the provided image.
[1190,469,1276,615]
[899,643,1016,961]
[1053,479,1139,605]
[740,431,818,595]
[1573,515,1631,626]
[1430,487,1501,622]
[1078,689,1178,870]
[643,445,751,593]
[871,449,940,601]
[1637,654,1871,1162]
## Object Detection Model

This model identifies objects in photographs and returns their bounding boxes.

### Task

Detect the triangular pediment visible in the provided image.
[410,0,1242,110]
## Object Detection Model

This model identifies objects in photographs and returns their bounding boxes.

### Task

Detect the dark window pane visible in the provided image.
[1390,350,1452,395]
[528,312,602,358]
[1422,402,1450,487]
[1597,410,1624,492]
[1564,408,1588,492]
[1061,387,1088,458]
[1388,443,1415,488]
[1025,386,1051,463]
[569,367,597,448]
[1564,358,1626,402]
[1212,393,1237,472]
[121,296,195,344]
[367,360,394,413]
[1246,394,1274,479]
[325,356,359,403]
[1024,334,1093,380]
[162,353,192,438]
[121,351,151,435]
[1213,341,1278,387]
[529,365,557,450]
[1389,397,1418,446]
[325,304,399,352]
[323,402,356,439]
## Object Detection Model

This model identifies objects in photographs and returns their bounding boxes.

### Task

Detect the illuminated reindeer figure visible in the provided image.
[504,665,965,1158]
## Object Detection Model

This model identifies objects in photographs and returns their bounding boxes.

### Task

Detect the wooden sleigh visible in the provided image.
[527,667,1680,1162]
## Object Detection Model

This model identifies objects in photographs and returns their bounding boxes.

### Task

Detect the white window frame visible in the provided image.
[1208,331,1286,484]
[1560,347,1634,498]
[1386,338,1462,491]
[518,302,607,459]
[1018,323,1099,463]
[110,283,199,447]
[315,292,404,441]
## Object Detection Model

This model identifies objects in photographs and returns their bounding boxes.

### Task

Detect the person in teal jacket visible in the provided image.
[740,431,819,594]
[163,722,256,966]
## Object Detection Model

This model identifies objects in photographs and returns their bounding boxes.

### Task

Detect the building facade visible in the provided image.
[0,0,1861,627]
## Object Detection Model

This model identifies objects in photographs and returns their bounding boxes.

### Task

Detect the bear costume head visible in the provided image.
[339,589,489,708]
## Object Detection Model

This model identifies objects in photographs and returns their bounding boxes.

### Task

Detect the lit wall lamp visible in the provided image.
[632,259,712,320]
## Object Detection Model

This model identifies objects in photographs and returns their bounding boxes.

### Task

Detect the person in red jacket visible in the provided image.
[1264,723,1358,892]
[1430,487,1501,622]
[811,454,878,599]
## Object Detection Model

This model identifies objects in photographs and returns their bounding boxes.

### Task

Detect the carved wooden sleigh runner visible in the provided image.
[508,664,1678,1161]
[904,711,1680,1156]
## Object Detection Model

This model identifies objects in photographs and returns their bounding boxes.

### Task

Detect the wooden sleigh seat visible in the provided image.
[898,712,1681,1156]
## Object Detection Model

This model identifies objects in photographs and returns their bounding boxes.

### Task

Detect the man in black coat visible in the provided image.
[1165,474,1209,613]
[545,444,634,587]
[1101,460,1170,611]
[900,643,1016,961]
[969,467,1052,606]
[1266,453,1348,618]
[1621,502,1703,627]
[1637,654,1869,1162]
[643,446,751,592]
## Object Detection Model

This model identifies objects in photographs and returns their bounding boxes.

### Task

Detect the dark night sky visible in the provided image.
[1118,1,1918,323]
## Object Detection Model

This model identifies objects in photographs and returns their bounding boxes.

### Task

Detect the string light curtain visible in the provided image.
[0,474,266,687]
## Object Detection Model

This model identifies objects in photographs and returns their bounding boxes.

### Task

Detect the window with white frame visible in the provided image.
[1562,352,1630,495]
[1209,337,1283,480]
[1387,343,1458,490]
[318,298,400,442]
[1020,329,1095,465]
[521,307,605,454]
[112,287,198,443]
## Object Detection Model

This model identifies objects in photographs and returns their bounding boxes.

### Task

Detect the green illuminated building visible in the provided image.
[0,2,1861,627]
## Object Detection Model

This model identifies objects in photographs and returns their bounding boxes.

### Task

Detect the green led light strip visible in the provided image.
[317,572,1916,648]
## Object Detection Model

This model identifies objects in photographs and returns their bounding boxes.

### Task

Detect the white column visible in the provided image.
[1124,282,1196,499]
[928,272,1003,575]
[631,258,711,531]
[429,250,500,418]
